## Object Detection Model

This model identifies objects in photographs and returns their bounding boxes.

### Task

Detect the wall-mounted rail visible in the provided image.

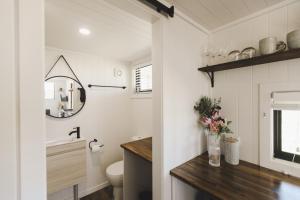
[88,84,126,89]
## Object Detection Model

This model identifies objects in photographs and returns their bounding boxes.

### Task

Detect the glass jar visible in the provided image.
[207,133,221,167]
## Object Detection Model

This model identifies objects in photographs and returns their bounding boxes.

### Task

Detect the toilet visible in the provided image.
[106,136,144,200]
[106,160,124,200]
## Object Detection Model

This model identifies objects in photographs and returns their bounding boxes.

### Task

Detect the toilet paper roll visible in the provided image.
[91,144,103,153]
[131,136,144,141]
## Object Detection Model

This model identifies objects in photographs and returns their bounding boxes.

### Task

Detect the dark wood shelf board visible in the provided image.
[121,137,152,163]
[170,153,300,200]
[198,48,300,73]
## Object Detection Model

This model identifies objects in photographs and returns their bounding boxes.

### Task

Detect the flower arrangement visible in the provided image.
[194,96,232,136]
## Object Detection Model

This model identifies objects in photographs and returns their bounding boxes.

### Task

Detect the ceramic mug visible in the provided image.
[259,37,286,55]
[287,29,300,49]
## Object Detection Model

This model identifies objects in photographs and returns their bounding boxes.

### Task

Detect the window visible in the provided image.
[260,84,300,177]
[135,64,152,93]
[273,109,300,164]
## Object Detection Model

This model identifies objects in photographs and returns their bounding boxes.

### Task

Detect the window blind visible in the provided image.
[272,91,300,110]
[135,65,152,93]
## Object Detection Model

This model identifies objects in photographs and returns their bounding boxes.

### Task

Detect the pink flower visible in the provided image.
[217,119,225,127]
[209,120,219,133]
[211,110,220,120]
[200,117,211,127]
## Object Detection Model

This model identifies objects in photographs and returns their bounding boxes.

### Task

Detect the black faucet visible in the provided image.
[69,127,80,139]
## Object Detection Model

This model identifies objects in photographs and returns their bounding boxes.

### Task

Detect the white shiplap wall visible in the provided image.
[209,0,300,164]
[162,16,210,200]
[45,47,132,200]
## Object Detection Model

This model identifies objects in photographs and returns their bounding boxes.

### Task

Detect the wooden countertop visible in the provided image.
[121,137,152,163]
[170,153,300,200]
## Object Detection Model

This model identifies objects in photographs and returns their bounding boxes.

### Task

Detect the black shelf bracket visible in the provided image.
[88,84,126,89]
[139,0,174,17]
[206,71,214,88]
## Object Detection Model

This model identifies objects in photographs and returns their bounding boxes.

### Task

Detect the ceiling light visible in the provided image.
[79,28,91,35]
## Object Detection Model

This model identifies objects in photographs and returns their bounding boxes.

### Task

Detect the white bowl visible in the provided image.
[106,160,123,187]
[287,29,300,49]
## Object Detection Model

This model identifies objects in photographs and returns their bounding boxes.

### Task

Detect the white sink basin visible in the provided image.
[46,138,85,147]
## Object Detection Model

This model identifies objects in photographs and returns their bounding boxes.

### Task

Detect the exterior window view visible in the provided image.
[274,109,300,163]
[281,110,300,156]
[135,65,152,93]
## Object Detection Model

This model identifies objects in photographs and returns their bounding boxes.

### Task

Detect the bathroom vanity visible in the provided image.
[121,137,152,200]
[46,139,87,196]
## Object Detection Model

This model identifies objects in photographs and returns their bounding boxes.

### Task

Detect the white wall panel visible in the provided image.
[18,0,47,199]
[288,1,300,31]
[171,177,197,200]
[0,0,18,199]
[154,15,210,200]
[209,1,300,164]
[45,48,134,200]
[130,56,153,138]
[269,7,287,41]
[1,0,47,199]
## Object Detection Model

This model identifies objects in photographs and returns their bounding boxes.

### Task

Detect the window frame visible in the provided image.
[260,83,300,179]
[273,110,300,164]
[133,62,153,95]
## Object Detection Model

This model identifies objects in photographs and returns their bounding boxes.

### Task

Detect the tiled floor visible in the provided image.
[81,186,113,200]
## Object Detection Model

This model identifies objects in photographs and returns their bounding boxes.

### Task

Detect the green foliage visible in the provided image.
[218,124,231,133]
[194,96,221,118]
[194,96,232,135]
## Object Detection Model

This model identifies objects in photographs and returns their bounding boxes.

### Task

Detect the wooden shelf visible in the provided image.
[121,137,152,163]
[198,48,300,87]
[170,153,300,200]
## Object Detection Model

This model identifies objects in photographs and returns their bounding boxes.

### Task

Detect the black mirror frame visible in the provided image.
[45,75,86,119]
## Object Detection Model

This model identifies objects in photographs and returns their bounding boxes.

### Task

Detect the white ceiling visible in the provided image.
[166,0,285,30]
[46,0,286,61]
[45,0,152,62]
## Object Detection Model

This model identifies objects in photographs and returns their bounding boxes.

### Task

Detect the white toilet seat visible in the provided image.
[106,160,123,176]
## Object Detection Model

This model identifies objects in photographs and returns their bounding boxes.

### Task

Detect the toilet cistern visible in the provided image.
[69,127,80,139]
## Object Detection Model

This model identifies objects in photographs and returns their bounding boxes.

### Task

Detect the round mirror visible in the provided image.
[44,76,86,118]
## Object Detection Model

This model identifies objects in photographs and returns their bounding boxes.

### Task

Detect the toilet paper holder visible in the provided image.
[89,139,104,150]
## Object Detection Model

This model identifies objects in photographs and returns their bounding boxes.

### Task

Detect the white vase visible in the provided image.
[224,134,240,165]
[207,132,221,167]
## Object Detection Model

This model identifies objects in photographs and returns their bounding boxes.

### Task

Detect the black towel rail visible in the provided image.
[88,84,126,89]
